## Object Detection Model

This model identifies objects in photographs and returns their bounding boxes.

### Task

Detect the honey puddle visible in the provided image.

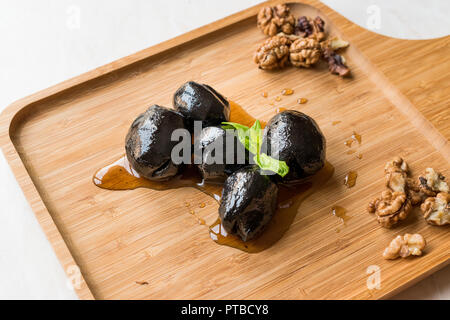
[209,162,334,253]
[93,101,334,253]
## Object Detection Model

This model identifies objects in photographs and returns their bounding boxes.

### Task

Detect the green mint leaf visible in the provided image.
[248,120,262,155]
[222,122,250,150]
[222,121,290,178]
[255,153,290,178]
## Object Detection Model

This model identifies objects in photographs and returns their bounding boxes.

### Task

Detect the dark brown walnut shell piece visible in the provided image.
[254,35,292,70]
[257,4,296,36]
[367,190,412,228]
[420,192,450,226]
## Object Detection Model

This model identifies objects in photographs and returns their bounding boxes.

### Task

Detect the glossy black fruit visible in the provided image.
[261,110,326,184]
[195,127,248,182]
[173,81,230,130]
[219,166,278,241]
[125,105,187,181]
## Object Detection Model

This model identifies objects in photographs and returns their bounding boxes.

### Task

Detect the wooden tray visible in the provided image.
[1,0,449,300]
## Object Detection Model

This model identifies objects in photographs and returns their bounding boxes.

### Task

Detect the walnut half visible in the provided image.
[383,233,426,260]
[420,192,450,226]
[257,4,296,36]
[254,35,292,70]
[289,37,321,68]
[417,168,449,196]
[384,156,408,193]
[367,190,412,228]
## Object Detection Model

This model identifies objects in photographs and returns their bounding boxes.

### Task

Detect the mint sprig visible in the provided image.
[222,121,289,178]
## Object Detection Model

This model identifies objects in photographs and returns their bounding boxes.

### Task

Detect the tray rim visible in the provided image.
[0,0,448,300]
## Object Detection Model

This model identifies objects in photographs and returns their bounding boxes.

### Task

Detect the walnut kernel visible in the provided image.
[384,156,408,193]
[367,190,412,228]
[418,168,449,196]
[383,234,426,260]
[322,46,350,77]
[420,192,450,226]
[257,4,296,36]
[295,16,326,41]
[289,37,321,68]
[254,35,292,70]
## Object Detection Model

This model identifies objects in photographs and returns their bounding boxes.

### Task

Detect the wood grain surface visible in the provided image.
[0,0,448,300]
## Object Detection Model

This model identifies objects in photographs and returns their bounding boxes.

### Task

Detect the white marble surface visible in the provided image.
[0,0,448,300]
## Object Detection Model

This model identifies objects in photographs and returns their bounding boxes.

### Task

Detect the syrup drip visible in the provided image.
[344,139,354,148]
[93,101,334,253]
[281,88,294,96]
[332,206,349,224]
[209,162,334,253]
[344,171,358,188]
[352,131,362,145]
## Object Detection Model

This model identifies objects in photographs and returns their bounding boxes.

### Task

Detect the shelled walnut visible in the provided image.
[383,233,426,260]
[254,4,351,77]
[380,157,423,205]
[420,192,450,226]
[367,190,412,228]
[295,16,326,41]
[254,35,292,70]
[289,37,321,67]
[384,156,408,193]
[406,167,448,205]
[322,46,350,77]
[417,168,449,196]
[257,4,296,36]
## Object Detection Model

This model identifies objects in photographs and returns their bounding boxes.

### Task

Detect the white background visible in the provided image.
[0,0,449,299]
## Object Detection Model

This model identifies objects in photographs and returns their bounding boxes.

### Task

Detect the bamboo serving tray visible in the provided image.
[1,0,449,300]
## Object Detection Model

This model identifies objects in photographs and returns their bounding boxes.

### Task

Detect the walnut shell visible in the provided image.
[257,4,295,36]
[289,37,321,68]
[254,35,292,70]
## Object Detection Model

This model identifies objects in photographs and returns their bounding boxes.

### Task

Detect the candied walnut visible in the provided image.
[384,156,408,193]
[421,192,450,226]
[383,234,426,260]
[289,37,321,68]
[295,16,326,41]
[254,35,292,70]
[322,46,350,77]
[367,190,412,228]
[417,168,449,197]
[257,4,296,36]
